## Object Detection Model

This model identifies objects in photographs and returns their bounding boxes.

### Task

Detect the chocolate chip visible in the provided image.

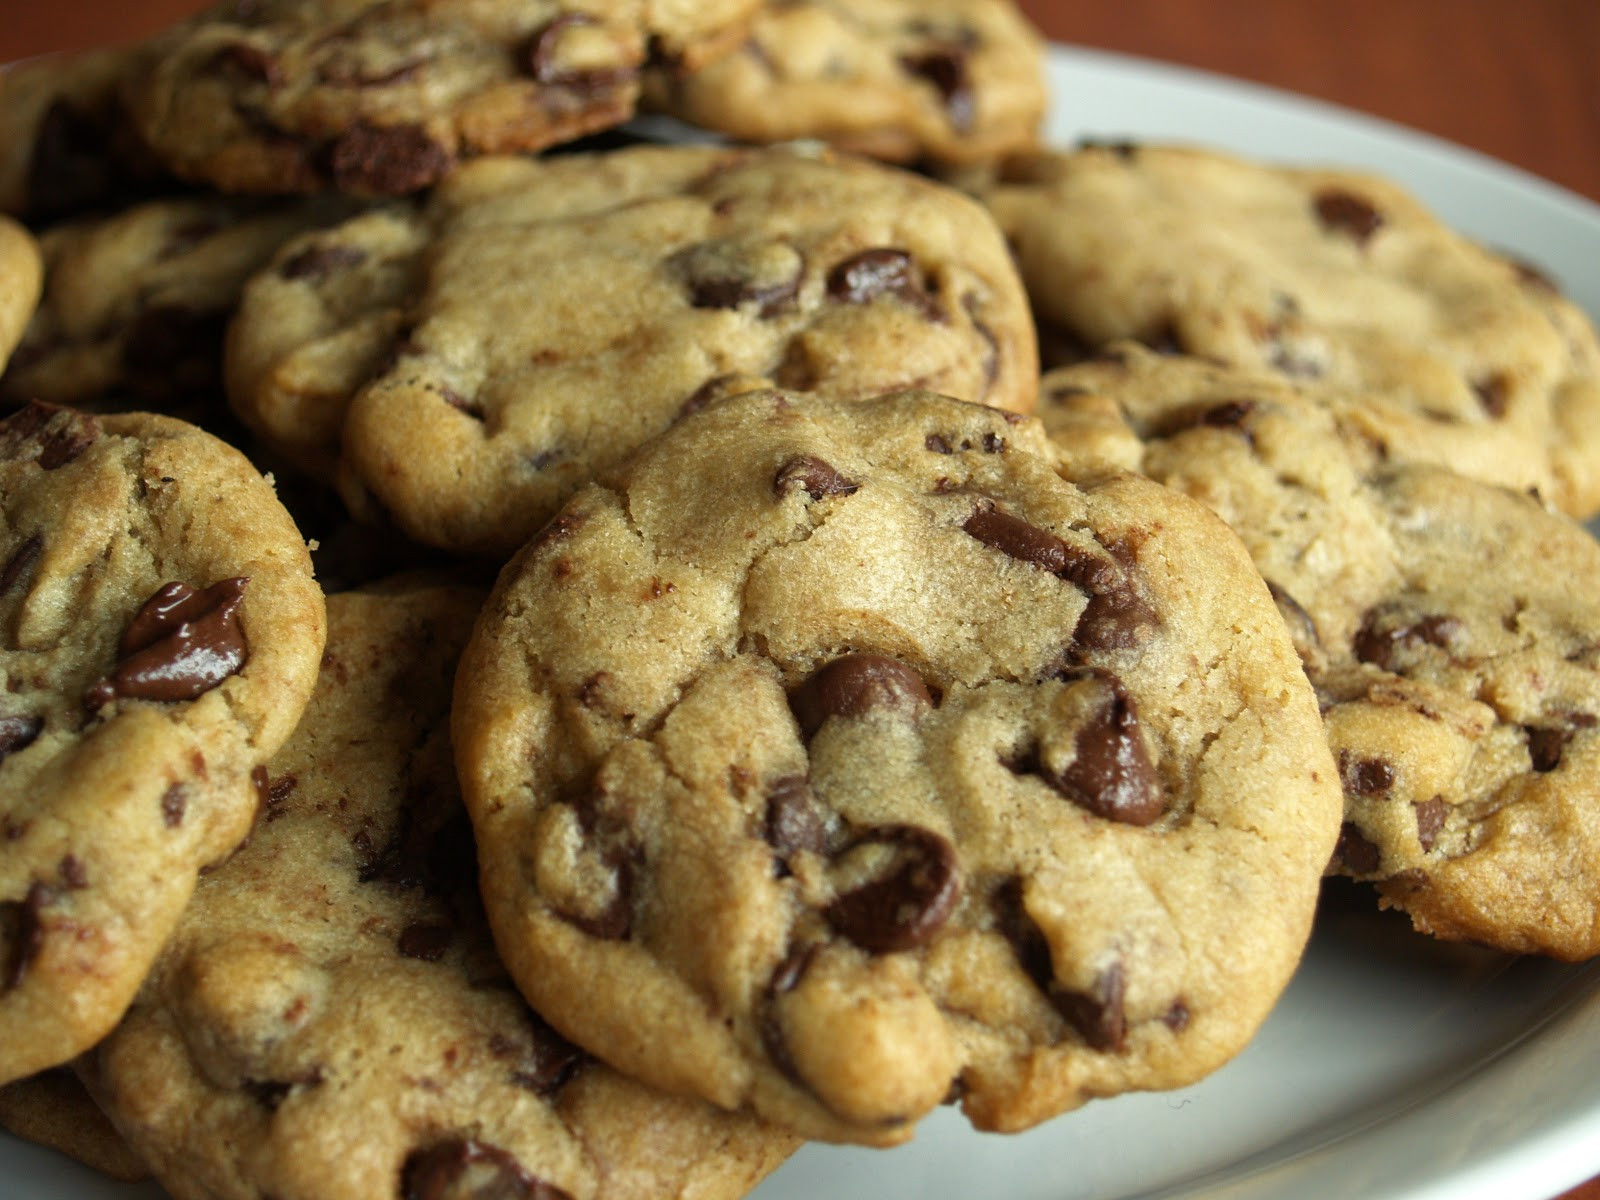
[1041,671,1163,826]
[328,123,452,195]
[520,14,635,93]
[993,877,1054,995]
[1338,750,1395,797]
[673,238,803,317]
[0,535,42,598]
[788,654,933,740]
[402,1138,570,1200]
[493,1014,585,1095]
[549,794,636,941]
[279,243,368,281]
[899,45,974,130]
[1,882,53,992]
[1314,188,1384,245]
[963,503,1071,573]
[1163,999,1191,1031]
[925,433,953,454]
[0,715,42,763]
[85,578,251,708]
[825,825,961,953]
[1054,962,1128,1053]
[1351,611,1463,671]
[1334,821,1382,875]
[765,775,826,861]
[1474,374,1511,419]
[773,455,858,501]
[825,248,941,320]
[242,1066,322,1112]
[1414,796,1448,851]
[161,783,187,828]
[758,942,818,1085]
[1526,726,1573,773]
[1,403,100,470]
[398,920,453,962]
[1265,580,1321,659]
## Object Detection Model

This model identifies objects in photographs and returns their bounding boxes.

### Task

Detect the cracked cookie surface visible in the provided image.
[230,142,1037,555]
[452,387,1340,1144]
[0,403,324,1084]
[88,580,796,1200]
[121,0,758,196]
[978,142,1600,518]
[642,0,1047,166]
[1043,345,1600,959]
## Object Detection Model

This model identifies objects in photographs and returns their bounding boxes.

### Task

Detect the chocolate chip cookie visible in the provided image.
[978,142,1600,518]
[0,1069,147,1182]
[232,142,1037,555]
[1,195,355,414]
[0,46,166,224]
[1043,344,1600,960]
[121,0,760,197]
[643,0,1047,166]
[453,387,1342,1144]
[88,579,796,1200]
[0,403,325,1083]
[0,218,42,376]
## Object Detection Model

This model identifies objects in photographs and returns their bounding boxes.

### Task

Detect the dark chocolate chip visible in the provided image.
[1526,726,1573,773]
[279,243,368,281]
[1041,672,1163,825]
[1314,188,1384,245]
[161,783,187,828]
[493,1014,585,1095]
[328,123,451,195]
[1265,580,1321,659]
[1338,750,1395,797]
[788,654,933,740]
[2,882,53,992]
[758,942,818,1086]
[0,535,43,597]
[963,503,1071,573]
[0,715,43,763]
[1054,962,1128,1053]
[1351,611,1463,671]
[85,578,251,708]
[1,403,100,470]
[242,1066,322,1112]
[1163,999,1191,1031]
[402,1138,571,1200]
[1473,374,1511,419]
[1334,821,1382,875]
[1414,796,1448,851]
[825,825,962,953]
[58,855,88,890]
[765,775,827,862]
[898,45,974,130]
[773,455,858,501]
[398,920,454,962]
[825,248,941,320]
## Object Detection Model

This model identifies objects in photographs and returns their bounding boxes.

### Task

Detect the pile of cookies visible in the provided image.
[2,2,1598,1197]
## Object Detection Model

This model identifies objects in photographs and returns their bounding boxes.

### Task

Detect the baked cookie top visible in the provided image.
[121,0,759,196]
[0,1069,147,1183]
[1043,345,1600,960]
[231,142,1037,555]
[0,404,324,1083]
[0,47,166,224]
[642,0,1047,166]
[89,580,796,1200]
[978,142,1600,518]
[0,217,42,376]
[1,195,354,412]
[452,387,1341,1144]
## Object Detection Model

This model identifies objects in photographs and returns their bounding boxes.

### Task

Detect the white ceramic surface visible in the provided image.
[8,43,1600,1200]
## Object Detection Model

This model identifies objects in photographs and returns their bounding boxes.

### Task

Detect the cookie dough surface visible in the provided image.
[454,387,1340,1144]
[979,142,1600,517]
[1043,345,1600,959]
[122,0,759,196]
[89,580,796,1200]
[0,217,42,376]
[231,142,1037,554]
[643,0,1047,166]
[0,404,324,1083]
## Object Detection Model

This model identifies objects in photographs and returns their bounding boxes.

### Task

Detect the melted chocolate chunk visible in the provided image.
[1414,796,1448,852]
[279,242,368,281]
[825,825,961,953]
[328,123,451,195]
[1042,672,1163,825]
[825,248,941,320]
[773,455,858,501]
[85,578,251,708]
[788,653,933,740]
[0,715,43,763]
[765,775,826,860]
[1,403,100,470]
[402,1138,570,1200]
[1055,962,1128,1053]
[1314,188,1384,245]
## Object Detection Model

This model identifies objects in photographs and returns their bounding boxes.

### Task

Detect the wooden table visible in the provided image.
[4,3,1599,1199]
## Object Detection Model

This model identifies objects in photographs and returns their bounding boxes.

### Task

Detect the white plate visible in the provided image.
[10,43,1600,1200]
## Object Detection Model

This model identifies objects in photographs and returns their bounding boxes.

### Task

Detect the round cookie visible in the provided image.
[120,0,760,197]
[977,142,1600,518]
[1042,344,1600,960]
[0,217,43,376]
[452,387,1342,1144]
[0,403,325,1084]
[88,580,797,1200]
[0,1069,147,1182]
[1,195,355,413]
[642,0,1047,167]
[0,46,166,224]
[231,142,1038,555]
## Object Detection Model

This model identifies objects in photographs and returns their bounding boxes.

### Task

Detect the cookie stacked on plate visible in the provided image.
[2,1,1598,1196]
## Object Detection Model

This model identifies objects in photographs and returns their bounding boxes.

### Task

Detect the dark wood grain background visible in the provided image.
[4,3,1599,1198]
